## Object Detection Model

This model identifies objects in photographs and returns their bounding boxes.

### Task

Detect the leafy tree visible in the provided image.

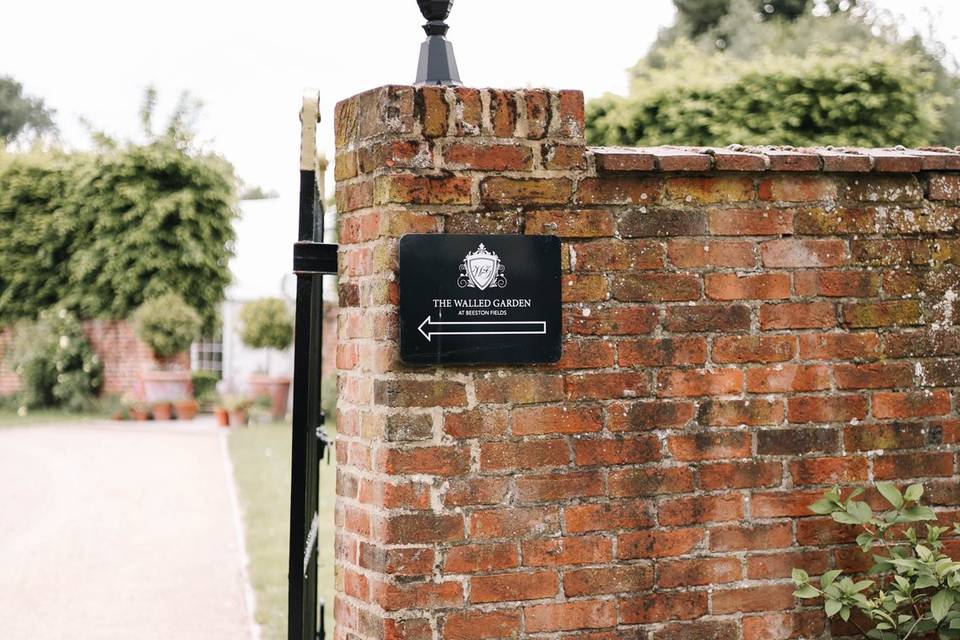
[588,44,939,148]
[0,88,237,331]
[65,139,236,330]
[0,76,55,143]
[589,0,958,147]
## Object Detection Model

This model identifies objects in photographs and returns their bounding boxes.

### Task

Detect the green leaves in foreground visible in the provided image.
[793,482,960,639]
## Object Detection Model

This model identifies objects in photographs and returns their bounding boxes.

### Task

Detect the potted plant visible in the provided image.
[239,298,294,420]
[213,402,230,427]
[174,398,198,420]
[222,394,251,427]
[152,401,173,421]
[123,394,151,421]
[131,294,202,406]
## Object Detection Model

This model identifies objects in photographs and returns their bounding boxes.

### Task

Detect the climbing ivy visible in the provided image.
[0,141,237,330]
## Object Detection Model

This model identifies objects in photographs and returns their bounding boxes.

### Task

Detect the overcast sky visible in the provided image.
[3,0,959,203]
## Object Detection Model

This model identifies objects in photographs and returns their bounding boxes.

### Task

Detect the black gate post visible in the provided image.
[289,92,338,640]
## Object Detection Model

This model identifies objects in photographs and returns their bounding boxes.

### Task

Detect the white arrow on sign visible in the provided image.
[418,316,547,342]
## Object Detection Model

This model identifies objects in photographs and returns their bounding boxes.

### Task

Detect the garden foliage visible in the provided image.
[587,44,940,148]
[239,298,294,351]
[0,140,236,330]
[587,0,959,147]
[793,482,960,639]
[131,293,202,360]
[9,308,103,410]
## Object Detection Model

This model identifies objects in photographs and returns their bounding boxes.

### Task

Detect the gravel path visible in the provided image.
[0,419,257,640]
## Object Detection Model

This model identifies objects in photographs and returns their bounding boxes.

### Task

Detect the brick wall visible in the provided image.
[0,319,167,397]
[334,85,960,640]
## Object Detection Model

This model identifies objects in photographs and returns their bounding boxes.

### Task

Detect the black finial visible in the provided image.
[415,0,461,86]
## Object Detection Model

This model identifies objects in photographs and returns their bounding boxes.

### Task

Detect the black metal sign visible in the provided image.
[399,234,562,364]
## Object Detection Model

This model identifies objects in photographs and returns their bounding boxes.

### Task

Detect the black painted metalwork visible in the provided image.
[294,242,338,276]
[415,0,461,86]
[288,157,336,638]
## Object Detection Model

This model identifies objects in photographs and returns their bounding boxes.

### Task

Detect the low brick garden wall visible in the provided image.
[333,85,960,640]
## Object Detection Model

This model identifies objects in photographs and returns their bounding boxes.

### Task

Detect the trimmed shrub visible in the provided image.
[131,294,202,361]
[9,308,103,410]
[239,298,294,351]
[586,45,940,148]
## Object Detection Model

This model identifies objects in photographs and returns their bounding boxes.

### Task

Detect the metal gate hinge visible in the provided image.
[293,241,338,275]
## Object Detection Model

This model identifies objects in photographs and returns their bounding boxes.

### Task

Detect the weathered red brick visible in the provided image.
[611,273,701,302]
[657,368,744,397]
[788,394,868,423]
[563,499,654,532]
[760,302,836,330]
[761,239,847,268]
[708,208,794,235]
[564,565,653,597]
[834,363,913,389]
[569,306,658,336]
[522,536,613,567]
[524,600,616,633]
[608,467,696,497]
[577,177,661,205]
[698,398,784,426]
[746,364,830,393]
[442,610,520,640]
[443,142,532,170]
[659,557,741,588]
[668,240,756,268]
[659,494,745,525]
[479,440,568,471]
[789,456,869,485]
[713,335,795,363]
[706,273,790,300]
[664,304,751,333]
[526,210,614,237]
[618,528,704,559]
[759,176,837,201]
[481,177,572,205]
[444,542,519,574]
[665,176,754,203]
[619,337,707,367]
[470,570,557,603]
[573,436,660,466]
[516,471,604,503]
[712,584,796,614]
[700,461,782,490]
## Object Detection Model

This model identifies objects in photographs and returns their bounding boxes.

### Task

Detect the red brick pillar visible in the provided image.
[334,85,588,640]
[334,84,960,640]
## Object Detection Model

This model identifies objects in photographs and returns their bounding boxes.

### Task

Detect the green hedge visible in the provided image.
[0,142,236,329]
[586,46,941,148]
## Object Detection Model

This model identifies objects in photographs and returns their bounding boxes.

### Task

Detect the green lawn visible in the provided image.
[228,420,336,640]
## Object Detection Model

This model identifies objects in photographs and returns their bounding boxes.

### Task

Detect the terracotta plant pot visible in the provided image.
[214,407,230,427]
[152,402,173,421]
[174,399,199,421]
[140,370,193,404]
[248,375,291,420]
[228,409,248,427]
[130,408,151,421]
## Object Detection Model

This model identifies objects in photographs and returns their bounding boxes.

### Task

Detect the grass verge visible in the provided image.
[228,420,336,640]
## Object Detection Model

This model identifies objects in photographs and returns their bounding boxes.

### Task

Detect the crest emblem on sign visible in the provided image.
[458,243,507,290]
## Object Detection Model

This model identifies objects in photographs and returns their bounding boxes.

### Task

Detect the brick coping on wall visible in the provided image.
[592,145,960,174]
